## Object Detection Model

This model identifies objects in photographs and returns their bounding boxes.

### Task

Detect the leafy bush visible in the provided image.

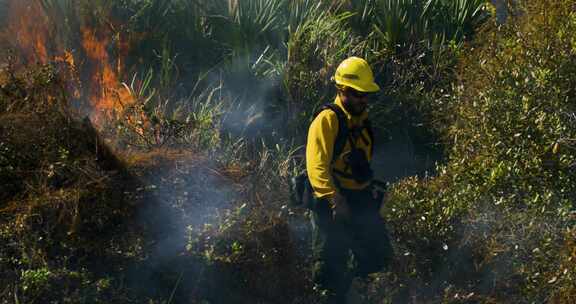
[382,1,576,302]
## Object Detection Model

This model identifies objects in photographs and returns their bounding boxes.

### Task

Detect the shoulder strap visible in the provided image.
[364,119,374,156]
[313,103,349,163]
[312,104,375,160]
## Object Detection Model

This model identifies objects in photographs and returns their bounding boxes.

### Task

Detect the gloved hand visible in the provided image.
[328,192,350,223]
[371,180,388,209]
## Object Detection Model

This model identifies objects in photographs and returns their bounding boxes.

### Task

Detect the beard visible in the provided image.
[343,101,366,116]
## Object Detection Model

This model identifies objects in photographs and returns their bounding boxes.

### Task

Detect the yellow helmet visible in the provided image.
[333,57,380,92]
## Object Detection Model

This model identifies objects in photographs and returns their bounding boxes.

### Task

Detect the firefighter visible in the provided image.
[306,56,393,303]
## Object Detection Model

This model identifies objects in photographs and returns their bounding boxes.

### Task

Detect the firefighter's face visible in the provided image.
[342,88,369,116]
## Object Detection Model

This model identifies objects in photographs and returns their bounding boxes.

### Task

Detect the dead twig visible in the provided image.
[0,284,10,300]
[167,270,184,304]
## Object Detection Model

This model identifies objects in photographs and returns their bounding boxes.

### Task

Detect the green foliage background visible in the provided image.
[0,0,575,303]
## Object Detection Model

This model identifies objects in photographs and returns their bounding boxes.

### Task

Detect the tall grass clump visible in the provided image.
[283,8,364,136]
[342,0,488,50]
[380,1,576,302]
[111,71,227,151]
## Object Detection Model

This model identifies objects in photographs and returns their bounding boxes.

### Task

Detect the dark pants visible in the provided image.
[311,188,393,304]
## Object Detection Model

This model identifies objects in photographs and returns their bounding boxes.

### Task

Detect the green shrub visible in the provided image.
[382,1,576,302]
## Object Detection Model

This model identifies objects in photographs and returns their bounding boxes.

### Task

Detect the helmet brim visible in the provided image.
[348,81,380,93]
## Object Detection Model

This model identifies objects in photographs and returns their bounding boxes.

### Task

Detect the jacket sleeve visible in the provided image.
[306,110,339,198]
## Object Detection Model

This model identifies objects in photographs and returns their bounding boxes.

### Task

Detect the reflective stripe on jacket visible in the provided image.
[306,96,373,199]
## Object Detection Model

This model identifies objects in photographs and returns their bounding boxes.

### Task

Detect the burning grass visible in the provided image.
[0,63,312,303]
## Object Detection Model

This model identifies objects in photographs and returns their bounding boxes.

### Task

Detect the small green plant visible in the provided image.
[95,277,112,293]
[21,268,52,294]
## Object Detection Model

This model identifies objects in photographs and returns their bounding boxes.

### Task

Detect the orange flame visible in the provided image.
[54,50,75,68]
[7,1,51,64]
[54,51,81,99]
[5,0,139,127]
[81,27,133,122]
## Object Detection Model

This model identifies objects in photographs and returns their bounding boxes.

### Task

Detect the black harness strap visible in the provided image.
[332,169,356,179]
[313,103,349,163]
[365,120,374,157]
[312,103,375,184]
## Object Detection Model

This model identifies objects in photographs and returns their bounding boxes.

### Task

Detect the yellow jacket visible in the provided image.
[306,96,373,198]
